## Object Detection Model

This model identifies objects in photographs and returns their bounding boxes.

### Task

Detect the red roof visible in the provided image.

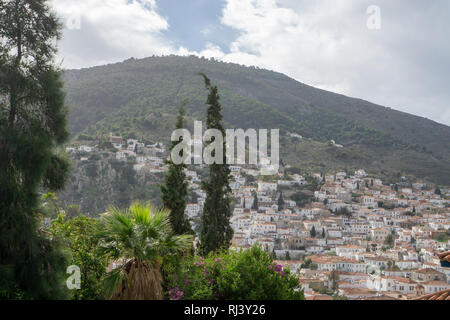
[415,288,450,300]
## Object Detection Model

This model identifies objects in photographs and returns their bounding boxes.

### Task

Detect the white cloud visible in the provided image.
[51,0,184,68]
[50,0,450,126]
[197,0,450,125]
[217,0,372,92]
[198,43,226,59]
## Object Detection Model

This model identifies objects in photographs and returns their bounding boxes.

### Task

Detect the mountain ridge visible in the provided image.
[62,55,450,185]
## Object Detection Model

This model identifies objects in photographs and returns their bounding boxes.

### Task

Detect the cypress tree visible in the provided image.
[285,251,291,260]
[199,74,233,255]
[310,226,316,238]
[0,0,70,299]
[278,191,285,211]
[272,248,277,260]
[161,101,193,235]
[251,191,258,211]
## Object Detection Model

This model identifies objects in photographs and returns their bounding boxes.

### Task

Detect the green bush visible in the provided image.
[49,214,110,300]
[165,245,304,300]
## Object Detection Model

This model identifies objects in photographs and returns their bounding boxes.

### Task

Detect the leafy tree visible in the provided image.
[65,204,81,218]
[166,245,304,300]
[95,202,194,300]
[435,187,441,195]
[42,192,62,218]
[50,214,109,300]
[335,207,352,218]
[199,74,233,255]
[384,234,395,248]
[328,270,339,292]
[0,0,71,299]
[300,258,312,269]
[161,102,193,235]
[291,191,312,207]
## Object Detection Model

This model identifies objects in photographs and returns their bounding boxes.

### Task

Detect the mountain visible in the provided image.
[62,55,450,185]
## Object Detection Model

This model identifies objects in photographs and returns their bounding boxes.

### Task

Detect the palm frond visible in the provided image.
[130,202,150,225]
[96,202,194,299]
[103,263,129,299]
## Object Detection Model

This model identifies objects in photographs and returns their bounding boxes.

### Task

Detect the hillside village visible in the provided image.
[67,133,450,300]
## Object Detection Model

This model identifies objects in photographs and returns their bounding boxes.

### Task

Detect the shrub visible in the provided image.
[165,245,304,300]
[49,214,110,300]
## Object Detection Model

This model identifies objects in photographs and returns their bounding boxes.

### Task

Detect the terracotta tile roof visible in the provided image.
[421,280,449,286]
[415,268,444,274]
[415,288,450,300]
[339,288,378,296]
[438,251,450,263]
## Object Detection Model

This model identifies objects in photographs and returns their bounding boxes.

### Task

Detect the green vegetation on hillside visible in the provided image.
[62,55,450,185]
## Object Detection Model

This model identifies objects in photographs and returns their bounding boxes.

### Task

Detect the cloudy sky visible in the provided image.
[50,0,450,126]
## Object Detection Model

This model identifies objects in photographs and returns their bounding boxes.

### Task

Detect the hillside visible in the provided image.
[62,55,450,185]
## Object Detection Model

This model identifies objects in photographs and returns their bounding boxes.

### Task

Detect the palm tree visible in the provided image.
[96,202,194,300]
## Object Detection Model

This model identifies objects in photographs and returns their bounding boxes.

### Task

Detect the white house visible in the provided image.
[257,182,277,193]
[79,145,93,153]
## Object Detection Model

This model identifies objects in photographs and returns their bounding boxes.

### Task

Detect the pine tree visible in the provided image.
[161,102,193,236]
[0,0,70,299]
[199,74,233,255]
[322,228,326,238]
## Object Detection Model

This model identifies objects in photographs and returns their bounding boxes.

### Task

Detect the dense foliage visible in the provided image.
[62,55,450,185]
[49,214,109,300]
[165,245,304,300]
[95,203,194,300]
[0,0,70,299]
[199,74,233,255]
[161,103,193,235]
